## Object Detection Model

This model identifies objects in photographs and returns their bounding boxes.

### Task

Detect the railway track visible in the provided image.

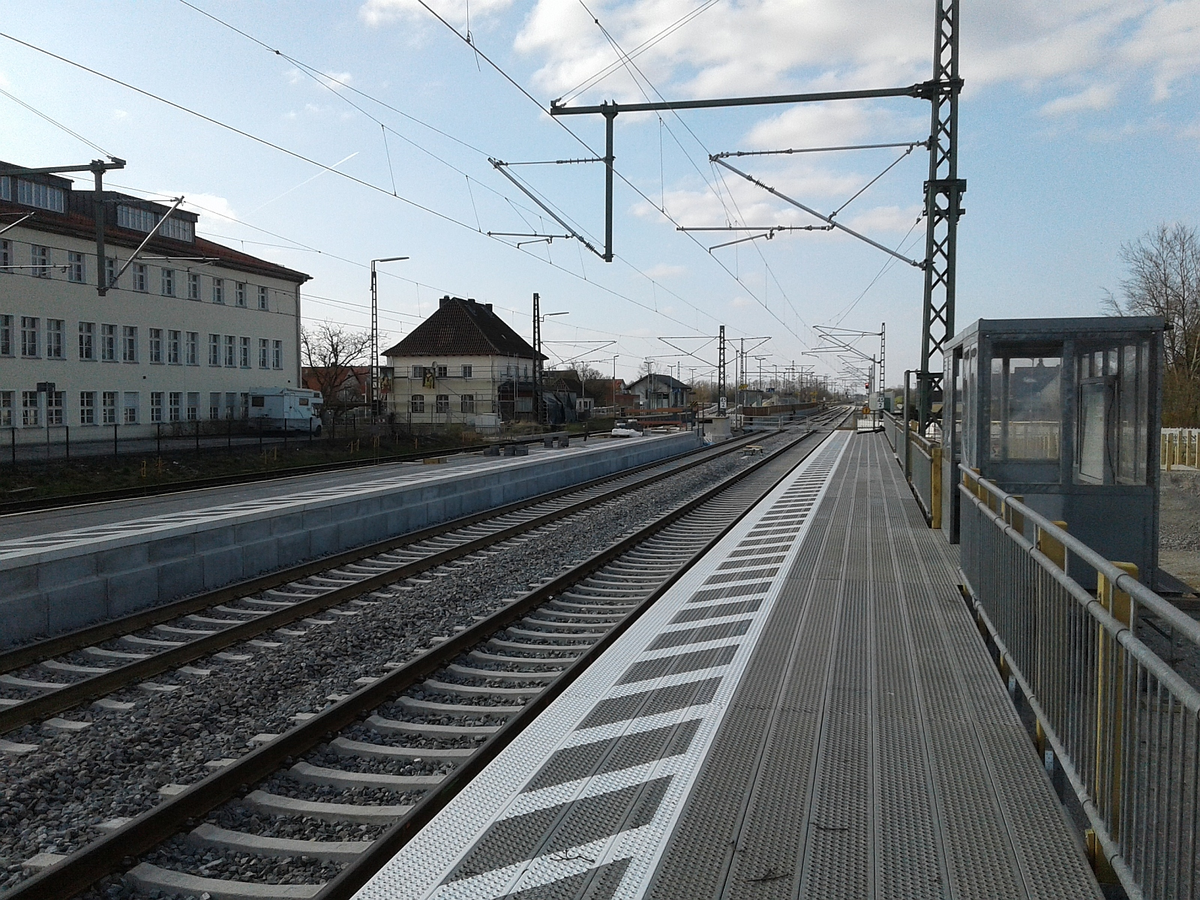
[0,430,789,736]
[3,416,843,900]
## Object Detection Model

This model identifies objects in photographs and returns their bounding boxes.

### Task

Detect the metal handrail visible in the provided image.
[962,464,1200,646]
[958,463,1200,899]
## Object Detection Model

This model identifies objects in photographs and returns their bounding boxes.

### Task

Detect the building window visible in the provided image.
[258,286,268,310]
[411,365,423,379]
[105,257,118,289]
[11,178,65,212]
[20,316,38,357]
[150,392,164,422]
[117,204,158,232]
[101,324,116,361]
[239,336,250,368]
[159,215,194,242]
[46,319,64,359]
[168,330,181,364]
[236,282,247,307]
[239,392,249,419]
[186,332,199,365]
[0,315,12,355]
[210,392,221,420]
[47,391,64,426]
[67,251,85,283]
[461,364,472,378]
[161,268,175,296]
[258,338,269,369]
[272,340,282,369]
[410,394,425,413]
[436,365,448,378]
[460,394,475,413]
[132,263,147,292]
[148,328,162,363]
[0,391,11,426]
[436,394,450,413]
[122,325,138,362]
[186,392,199,420]
[123,392,139,424]
[225,391,236,419]
[188,272,201,300]
[208,334,221,366]
[31,245,50,278]
[22,391,39,427]
[169,392,182,422]
[102,391,117,425]
[78,322,95,360]
[224,335,235,367]
[80,391,95,425]
[0,239,11,271]
[213,278,224,304]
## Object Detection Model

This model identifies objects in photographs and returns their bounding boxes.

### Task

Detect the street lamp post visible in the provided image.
[370,256,408,416]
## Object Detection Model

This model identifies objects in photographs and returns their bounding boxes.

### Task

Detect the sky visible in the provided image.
[1,0,1198,391]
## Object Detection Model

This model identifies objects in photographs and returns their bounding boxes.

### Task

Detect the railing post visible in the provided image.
[1002,495,1024,539]
[1094,560,1137,860]
[930,444,942,530]
[1036,521,1068,572]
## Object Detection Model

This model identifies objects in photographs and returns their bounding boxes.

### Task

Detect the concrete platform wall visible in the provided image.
[1,432,699,647]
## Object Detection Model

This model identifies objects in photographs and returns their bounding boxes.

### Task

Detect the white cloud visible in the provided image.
[112,109,129,122]
[360,0,513,28]
[180,193,240,229]
[1039,83,1117,117]
[841,204,923,235]
[0,70,10,90]
[731,296,755,308]
[515,0,1193,125]
[644,263,685,279]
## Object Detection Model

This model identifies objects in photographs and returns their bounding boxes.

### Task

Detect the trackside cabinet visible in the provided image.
[941,316,1165,588]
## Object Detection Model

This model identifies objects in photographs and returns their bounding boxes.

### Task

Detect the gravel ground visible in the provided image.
[0,435,787,890]
[1159,468,1200,593]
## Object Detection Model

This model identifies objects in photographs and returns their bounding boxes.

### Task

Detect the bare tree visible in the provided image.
[301,323,372,409]
[1106,223,1200,424]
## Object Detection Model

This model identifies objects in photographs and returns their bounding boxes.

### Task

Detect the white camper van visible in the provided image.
[249,388,323,434]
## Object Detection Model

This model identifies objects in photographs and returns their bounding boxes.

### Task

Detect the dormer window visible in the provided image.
[116,204,195,242]
[0,176,65,212]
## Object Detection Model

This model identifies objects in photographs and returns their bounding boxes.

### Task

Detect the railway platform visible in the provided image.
[0,431,699,647]
[355,430,1101,899]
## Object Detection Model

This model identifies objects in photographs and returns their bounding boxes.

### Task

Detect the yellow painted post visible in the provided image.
[1003,495,1025,539]
[1036,521,1068,571]
[1095,561,1137,844]
[930,444,942,530]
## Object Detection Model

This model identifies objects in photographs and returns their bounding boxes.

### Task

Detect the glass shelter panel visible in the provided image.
[989,354,1061,462]
[1074,340,1149,485]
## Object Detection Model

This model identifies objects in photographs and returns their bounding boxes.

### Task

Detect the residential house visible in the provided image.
[625,373,692,410]
[383,296,544,430]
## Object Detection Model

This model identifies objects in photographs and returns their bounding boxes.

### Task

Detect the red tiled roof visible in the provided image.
[0,198,309,284]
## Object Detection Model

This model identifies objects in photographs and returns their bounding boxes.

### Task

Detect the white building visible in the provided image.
[383,296,543,431]
[0,162,309,443]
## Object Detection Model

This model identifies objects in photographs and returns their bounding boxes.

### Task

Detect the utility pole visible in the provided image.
[918,0,963,430]
[533,292,542,426]
[370,256,408,415]
[717,325,727,414]
[6,158,125,295]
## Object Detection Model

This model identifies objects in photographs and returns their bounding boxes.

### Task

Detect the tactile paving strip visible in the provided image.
[352,431,850,900]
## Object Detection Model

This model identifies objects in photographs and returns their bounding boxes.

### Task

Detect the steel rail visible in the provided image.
[5,427,824,900]
[0,432,774,733]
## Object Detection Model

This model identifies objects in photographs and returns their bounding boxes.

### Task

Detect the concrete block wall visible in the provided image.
[0,432,700,646]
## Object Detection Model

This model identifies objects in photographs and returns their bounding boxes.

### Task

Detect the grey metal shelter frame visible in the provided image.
[941,316,1165,588]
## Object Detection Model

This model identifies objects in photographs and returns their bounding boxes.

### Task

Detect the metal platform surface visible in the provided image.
[353,432,1102,900]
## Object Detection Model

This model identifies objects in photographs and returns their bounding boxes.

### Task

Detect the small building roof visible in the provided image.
[383,296,545,359]
[626,373,691,392]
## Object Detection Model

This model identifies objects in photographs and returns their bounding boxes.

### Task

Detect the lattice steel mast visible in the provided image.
[918,0,964,429]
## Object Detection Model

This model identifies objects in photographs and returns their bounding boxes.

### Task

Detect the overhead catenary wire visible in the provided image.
[0,85,116,157]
